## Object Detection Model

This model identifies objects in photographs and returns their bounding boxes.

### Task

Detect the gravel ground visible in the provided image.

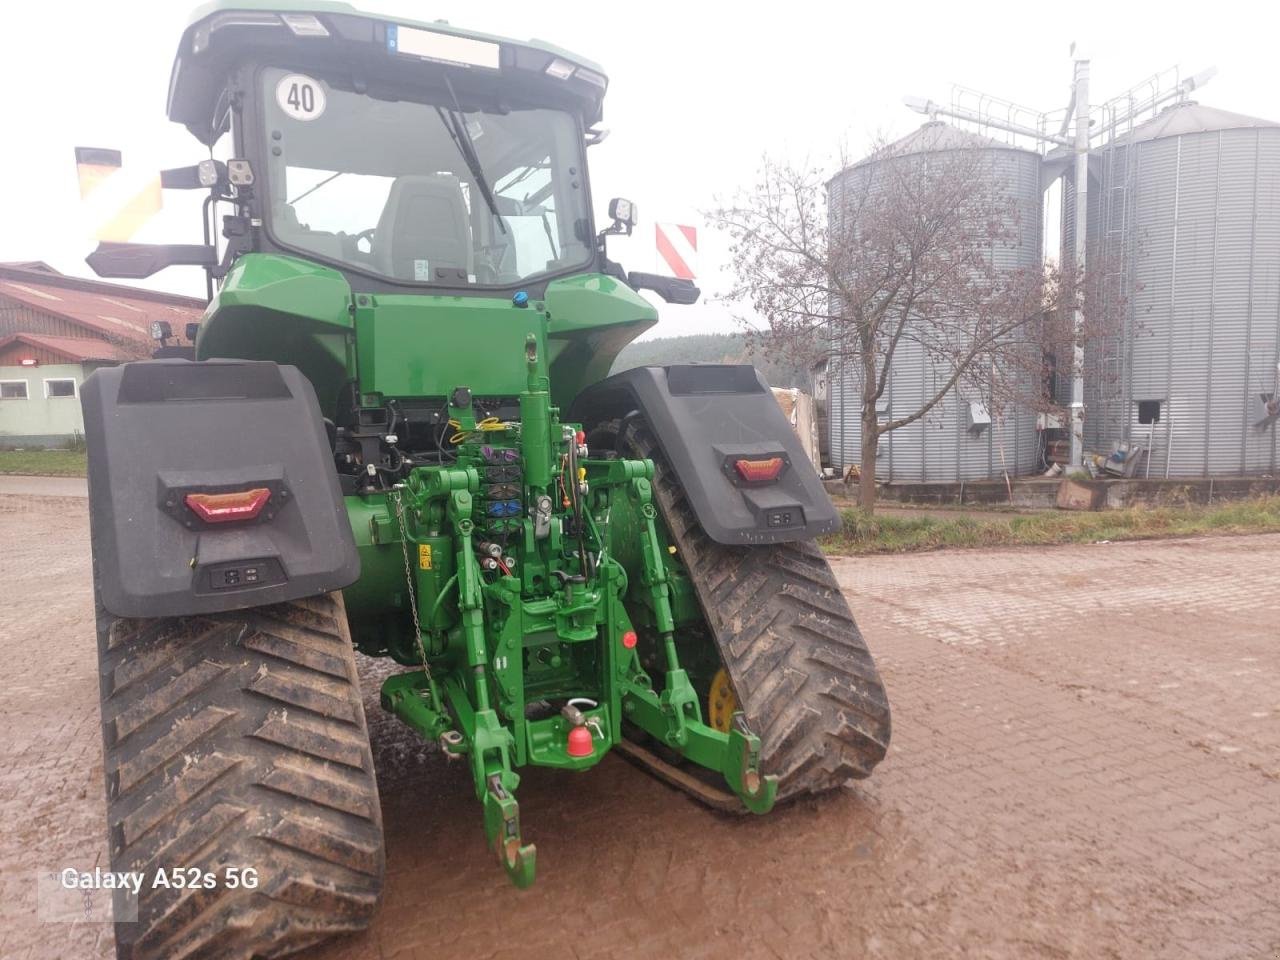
[1,492,1277,960]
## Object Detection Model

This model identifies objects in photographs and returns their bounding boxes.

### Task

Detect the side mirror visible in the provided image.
[86,242,218,279]
[606,197,636,236]
[627,271,700,306]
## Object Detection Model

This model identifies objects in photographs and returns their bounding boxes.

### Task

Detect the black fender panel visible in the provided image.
[82,359,359,617]
[570,365,840,545]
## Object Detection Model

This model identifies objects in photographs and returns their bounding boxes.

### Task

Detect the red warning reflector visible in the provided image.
[185,487,272,524]
[734,457,785,483]
[621,630,638,649]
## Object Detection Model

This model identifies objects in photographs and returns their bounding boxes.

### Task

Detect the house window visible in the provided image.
[0,380,28,399]
[1137,400,1161,424]
[44,378,77,399]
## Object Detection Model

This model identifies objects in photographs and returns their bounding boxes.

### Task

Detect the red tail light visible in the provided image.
[734,457,785,483]
[184,487,272,524]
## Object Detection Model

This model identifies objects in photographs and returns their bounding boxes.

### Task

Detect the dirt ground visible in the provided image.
[1,491,1277,960]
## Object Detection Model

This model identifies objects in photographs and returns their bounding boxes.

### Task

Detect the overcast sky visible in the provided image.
[2,0,1276,339]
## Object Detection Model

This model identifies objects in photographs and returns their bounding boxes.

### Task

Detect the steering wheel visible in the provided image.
[337,228,376,262]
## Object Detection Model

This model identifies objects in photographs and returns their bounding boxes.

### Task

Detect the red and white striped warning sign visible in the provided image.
[655,223,697,280]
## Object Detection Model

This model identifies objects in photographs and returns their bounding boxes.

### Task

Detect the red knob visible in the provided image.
[621,630,638,649]
[566,725,593,757]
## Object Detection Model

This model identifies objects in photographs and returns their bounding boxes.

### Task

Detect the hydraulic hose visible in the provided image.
[566,431,591,578]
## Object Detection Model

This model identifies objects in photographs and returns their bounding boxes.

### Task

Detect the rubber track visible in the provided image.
[622,420,891,800]
[97,592,384,960]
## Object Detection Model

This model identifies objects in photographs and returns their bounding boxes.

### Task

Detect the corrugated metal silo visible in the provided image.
[1084,102,1280,476]
[827,122,1043,482]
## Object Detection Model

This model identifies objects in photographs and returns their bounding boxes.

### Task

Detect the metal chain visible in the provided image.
[390,487,435,687]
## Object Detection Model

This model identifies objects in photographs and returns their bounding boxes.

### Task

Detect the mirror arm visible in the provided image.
[212,215,254,281]
[626,271,701,306]
[601,258,628,283]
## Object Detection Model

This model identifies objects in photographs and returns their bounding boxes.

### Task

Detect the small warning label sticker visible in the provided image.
[418,544,433,570]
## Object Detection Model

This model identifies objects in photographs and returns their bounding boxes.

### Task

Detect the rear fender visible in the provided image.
[570,365,840,545]
[81,359,359,617]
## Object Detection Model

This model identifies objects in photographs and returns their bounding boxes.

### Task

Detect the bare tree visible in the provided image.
[710,135,1054,511]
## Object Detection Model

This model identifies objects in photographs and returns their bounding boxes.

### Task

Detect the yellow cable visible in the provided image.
[448,417,506,445]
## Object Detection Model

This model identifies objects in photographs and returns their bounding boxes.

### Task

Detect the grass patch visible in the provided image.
[821,496,1280,555]
[0,449,88,477]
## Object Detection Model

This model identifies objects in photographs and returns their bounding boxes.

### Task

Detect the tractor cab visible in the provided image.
[91,1,636,299]
[172,3,607,294]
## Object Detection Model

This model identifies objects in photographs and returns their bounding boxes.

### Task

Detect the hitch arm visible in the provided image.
[622,685,777,814]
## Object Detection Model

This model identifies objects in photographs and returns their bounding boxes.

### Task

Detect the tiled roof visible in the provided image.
[0,333,137,362]
[1,261,61,274]
[0,263,205,345]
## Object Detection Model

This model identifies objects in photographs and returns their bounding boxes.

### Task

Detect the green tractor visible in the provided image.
[82,3,890,957]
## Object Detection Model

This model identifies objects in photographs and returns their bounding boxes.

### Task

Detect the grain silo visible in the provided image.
[827,122,1043,482]
[1083,103,1280,476]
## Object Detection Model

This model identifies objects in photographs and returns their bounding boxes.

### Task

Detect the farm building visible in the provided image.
[0,262,203,447]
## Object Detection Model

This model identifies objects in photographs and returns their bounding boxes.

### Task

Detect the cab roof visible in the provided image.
[168,0,609,144]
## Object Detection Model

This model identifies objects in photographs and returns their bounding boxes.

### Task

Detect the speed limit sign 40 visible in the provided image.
[276,74,326,121]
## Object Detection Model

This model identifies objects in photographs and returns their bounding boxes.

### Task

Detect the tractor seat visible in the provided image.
[374,175,474,283]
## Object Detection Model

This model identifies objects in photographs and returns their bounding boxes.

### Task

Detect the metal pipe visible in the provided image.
[904,97,1072,148]
[1068,58,1091,470]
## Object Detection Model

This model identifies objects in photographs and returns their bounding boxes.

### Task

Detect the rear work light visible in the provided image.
[734,457,786,483]
[185,487,272,524]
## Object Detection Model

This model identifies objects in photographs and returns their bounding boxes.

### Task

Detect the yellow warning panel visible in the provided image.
[418,544,433,570]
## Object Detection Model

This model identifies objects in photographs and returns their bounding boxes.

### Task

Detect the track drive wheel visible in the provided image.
[96,591,384,960]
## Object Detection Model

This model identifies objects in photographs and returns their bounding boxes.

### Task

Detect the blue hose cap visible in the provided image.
[512,290,529,308]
